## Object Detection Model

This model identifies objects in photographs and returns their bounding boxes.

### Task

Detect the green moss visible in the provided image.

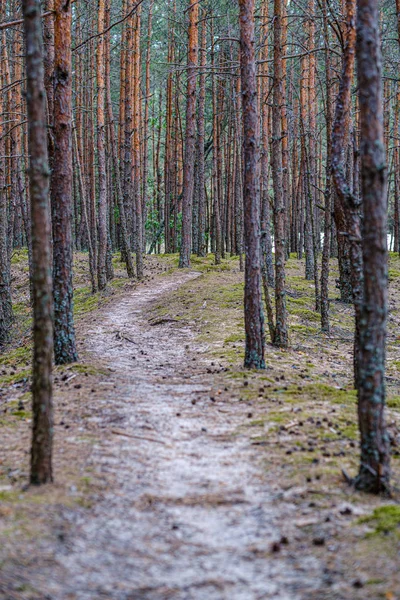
[268,412,287,423]
[0,490,20,502]
[291,324,319,335]
[188,255,234,273]
[387,395,400,409]
[388,269,400,281]
[287,296,309,306]
[291,308,321,323]
[69,363,108,376]
[73,287,99,316]
[288,275,315,292]
[276,383,356,407]
[110,278,129,290]
[112,254,125,266]
[213,347,244,363]
[10,410,30,419]
[0,369,31,386]
[341,424,358,440]
[359,505,400,537]
[11,248,29,265]
[248,418,269,427]
[0,345,31,367]
[224,333,245,343]
[214,283,244,306]
[13,302,30,317]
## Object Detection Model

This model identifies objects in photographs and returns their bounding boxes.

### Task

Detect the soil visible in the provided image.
[0,258,399,600]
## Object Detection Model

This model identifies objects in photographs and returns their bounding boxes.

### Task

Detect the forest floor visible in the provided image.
[0,250,400,599]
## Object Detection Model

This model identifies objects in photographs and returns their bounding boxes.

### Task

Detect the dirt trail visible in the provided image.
[22,272,325,599]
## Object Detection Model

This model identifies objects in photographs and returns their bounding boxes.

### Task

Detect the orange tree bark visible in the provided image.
[52,0,78,364]
[164,15,174,253]
[196,15,207,257]
[332,7,354,304]
[132,8,143,278]
[22,0,54,484]
[272,0,288,348]
[179,0,199,268]
[105,41,134,277]
[354,0,390,493]
[239,0,265,369]
[42,0,54,145]
[210,21,222,264]
[0,43,13,346]
[259,0,274,288]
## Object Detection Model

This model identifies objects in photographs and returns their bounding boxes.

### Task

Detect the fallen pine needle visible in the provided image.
[111,429,170,446]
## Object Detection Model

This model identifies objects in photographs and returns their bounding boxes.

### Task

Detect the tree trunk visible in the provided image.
[0,42,13,346]
[239,0,265,369]
[96,0,108,290]
[179,0,198,268]
[105,51,135,277]
[260,0,274,287]
[331,0,362,388]
[320,0,333,333]
[142,0,154,251]
[132,8,143,278]
[22,0,54,485]
[52,0,78,365]
[196,16,207,258]
[272,0,288,348]
[355,0,390,494]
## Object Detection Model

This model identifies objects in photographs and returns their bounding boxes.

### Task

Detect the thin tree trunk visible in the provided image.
[272,0,288,348]
[96,0,108,290]
[196,15,207,258]
[132,8,143,278]
[260,0,274,287]
[320,0,333,332]
[105,58,135,277]
[179,0,198,268]
[72,124,97,291]
[142,0,154,251]
[0,42,13,346]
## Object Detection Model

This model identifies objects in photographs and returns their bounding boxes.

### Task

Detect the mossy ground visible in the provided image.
[359,505,400,537]
[147,251,400,598]
[1,249,400,598]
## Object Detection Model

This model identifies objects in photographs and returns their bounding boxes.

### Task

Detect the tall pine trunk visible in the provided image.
[355,0,390,493]
[272,0,288,348]
[0,46,13,346]
[179,0,198,268]
[239,0,265,369]
[22,0,54,485]
[52,0,78,364]
[96,0,108,290]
